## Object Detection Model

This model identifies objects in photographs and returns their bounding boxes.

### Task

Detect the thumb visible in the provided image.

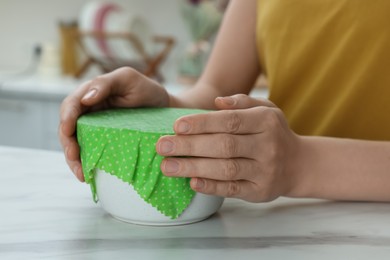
[80,77,114,106]
[215,94,276,110]
[80,67,139,106]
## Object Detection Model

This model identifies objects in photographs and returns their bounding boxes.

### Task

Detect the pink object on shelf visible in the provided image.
[93,3,120,59]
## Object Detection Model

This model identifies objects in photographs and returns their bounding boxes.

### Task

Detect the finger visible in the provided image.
[59,131,85,182]
[79,67,136,106]
[157,134,257,159]
[215,94,275,110]
[161,158,259,181]
[174,106,274,135]
[59,69,130,139]
[80,67,168,108]
[79,75,115,106]
[59,81,92,138]
[59,101,85,139]
[66,158,84,182]
[60,67,145,136]
[190,178,259,201]
[60,133,80,161]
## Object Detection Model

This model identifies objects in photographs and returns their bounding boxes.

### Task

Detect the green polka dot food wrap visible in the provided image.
[77,108,208,219]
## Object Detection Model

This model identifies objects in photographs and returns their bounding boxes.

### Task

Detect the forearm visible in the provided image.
[168,0,260,110]
[289,136,390,201]
[168,82,225,109]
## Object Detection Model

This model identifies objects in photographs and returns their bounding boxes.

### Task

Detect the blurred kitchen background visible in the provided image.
[0,0,266,151]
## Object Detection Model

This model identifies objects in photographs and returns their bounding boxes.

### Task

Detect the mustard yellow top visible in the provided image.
[256,0,390,140]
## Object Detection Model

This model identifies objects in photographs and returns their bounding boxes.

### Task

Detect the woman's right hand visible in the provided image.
[59,67,170,182]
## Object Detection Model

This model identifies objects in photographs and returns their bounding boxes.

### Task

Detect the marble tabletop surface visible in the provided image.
[1,146,390,260]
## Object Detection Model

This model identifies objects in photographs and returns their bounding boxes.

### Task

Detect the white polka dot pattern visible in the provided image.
[77,108,208,219]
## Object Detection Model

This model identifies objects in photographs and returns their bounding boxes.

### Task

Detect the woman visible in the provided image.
[59,0,390,202]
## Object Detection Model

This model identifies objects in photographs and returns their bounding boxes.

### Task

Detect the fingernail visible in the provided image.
[159,140,174,154]
[176,121,190,133]
[73,165,80,176]
[194,178,205,189]
[83,89,97,100]
[222,97,236,106]
[163,160,180,173]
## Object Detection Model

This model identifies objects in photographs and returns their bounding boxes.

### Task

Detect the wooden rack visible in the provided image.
[74,31,175,82]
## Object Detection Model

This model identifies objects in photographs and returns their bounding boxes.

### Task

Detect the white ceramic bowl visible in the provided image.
[95,169,224,226]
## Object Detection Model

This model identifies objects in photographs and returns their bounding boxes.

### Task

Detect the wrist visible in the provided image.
[168,93,180,108]
[283,134,311,198]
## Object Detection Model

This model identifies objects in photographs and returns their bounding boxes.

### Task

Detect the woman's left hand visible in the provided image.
[156,94,302,203]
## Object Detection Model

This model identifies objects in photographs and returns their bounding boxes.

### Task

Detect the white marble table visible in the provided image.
[1,146,390,259]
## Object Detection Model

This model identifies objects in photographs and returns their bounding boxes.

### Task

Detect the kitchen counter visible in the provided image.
[0,75,268,101]
[0,75,268,151]
[1,146,390,259]
[0,75,79,102]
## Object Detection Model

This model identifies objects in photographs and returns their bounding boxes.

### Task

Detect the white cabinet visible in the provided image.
[0,76,77,150]
[44,101,63,150]
[0,97,62,150]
